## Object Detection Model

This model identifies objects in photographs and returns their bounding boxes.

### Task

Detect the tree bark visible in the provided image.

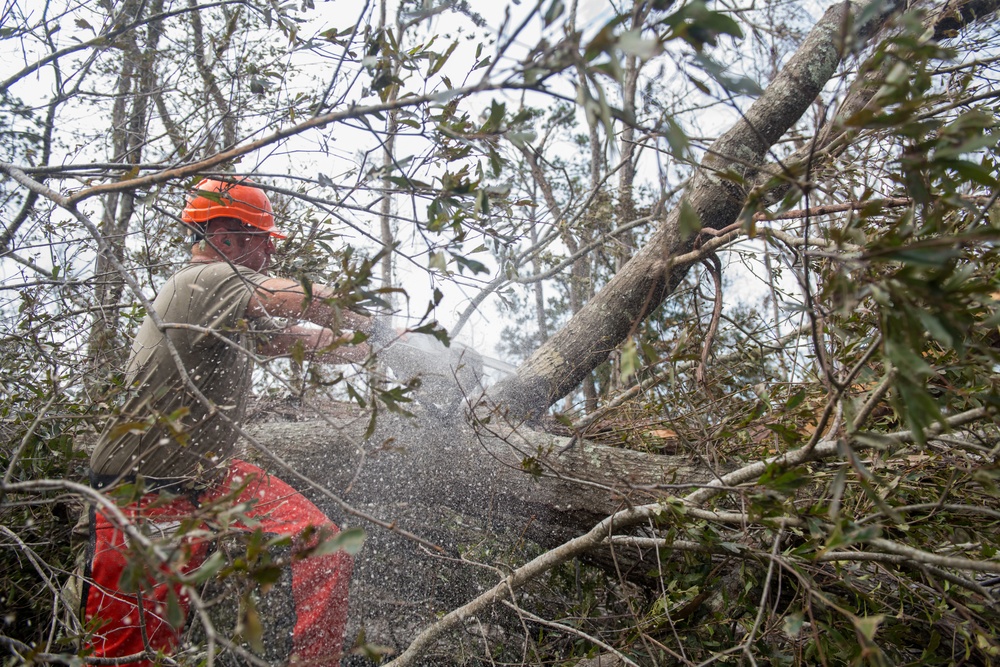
[86,0,164,388]
[246,411,713,649]
[249,412,706,552]
[488,0,903,419]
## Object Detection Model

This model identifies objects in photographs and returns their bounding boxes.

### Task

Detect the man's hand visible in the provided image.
[257,323,370,364]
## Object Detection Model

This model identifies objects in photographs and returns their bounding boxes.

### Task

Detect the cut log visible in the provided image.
[246,409,717,655]
[248,410,712,549]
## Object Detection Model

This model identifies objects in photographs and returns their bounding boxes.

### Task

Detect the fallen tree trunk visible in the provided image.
[246,409,716,655]
[250,413,709,545]
[487,0,1000,419]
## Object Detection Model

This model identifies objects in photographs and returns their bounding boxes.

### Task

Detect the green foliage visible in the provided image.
[476,3,1000,664]
[0,353,89,654]
[3,0,1000,664]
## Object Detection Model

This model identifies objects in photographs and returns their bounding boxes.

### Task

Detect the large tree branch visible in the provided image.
[488,0,907,419]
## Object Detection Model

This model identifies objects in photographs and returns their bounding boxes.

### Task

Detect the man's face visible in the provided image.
[206,219,277,273]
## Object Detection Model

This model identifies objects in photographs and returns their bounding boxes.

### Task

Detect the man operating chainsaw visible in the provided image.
[83,177,381,666]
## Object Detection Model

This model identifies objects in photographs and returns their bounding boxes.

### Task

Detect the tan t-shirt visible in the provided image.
[90,262,269,481]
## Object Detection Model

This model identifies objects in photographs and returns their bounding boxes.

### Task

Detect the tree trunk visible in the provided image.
[246,411,711,650]
[488,0,903,419]
[85,0,163,389]
[248,412,706,552]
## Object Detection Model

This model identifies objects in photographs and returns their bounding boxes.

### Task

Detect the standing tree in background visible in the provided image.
[3,0,1000,664]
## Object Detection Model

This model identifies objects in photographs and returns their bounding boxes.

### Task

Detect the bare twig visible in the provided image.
[500,600,642,667]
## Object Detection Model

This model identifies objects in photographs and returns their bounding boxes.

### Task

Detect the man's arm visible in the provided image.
[256,323,370,363]
[247,277,374,334]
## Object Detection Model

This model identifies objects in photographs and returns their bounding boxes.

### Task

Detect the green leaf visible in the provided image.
[883,336,933,380]
[543,0,564,27]
[879,245,959,267]
[945,158,998,186]
[375,385,415,415]
[764,422,803,446]
[252,564,283,586]
[453,253,488,275]
[758,464,810,492]
[166,589,185,629]
[785,388,806,410]
[521,456,543,477]
[481,100,505,133]
[663,1,745,50]
[934,132,1000,160]
[240,600,265,653]
[188,550,226,585]
[107,420,152,440]
[506,129,537,147]
[313,527,367,556]
[915,310,954,347]
[686,74,712,95]
[428,251,448,273]
[363,403,378,439]
[783,611,805,638]
[475,189,489,215]
[428,41,458,77]
[290,339,306,366]
[410,321,451,346]
[852,614,884,641]
[976,633,1000,657]
[346,382,367,409]
[488,147,503,177]
[660,117,690,159]
[678,198,702,240]
[620,339,639,383]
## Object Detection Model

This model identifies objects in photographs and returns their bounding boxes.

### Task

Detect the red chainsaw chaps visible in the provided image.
[83,460,352,666]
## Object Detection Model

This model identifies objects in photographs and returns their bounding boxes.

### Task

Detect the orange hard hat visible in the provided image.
[181,178,286,238]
